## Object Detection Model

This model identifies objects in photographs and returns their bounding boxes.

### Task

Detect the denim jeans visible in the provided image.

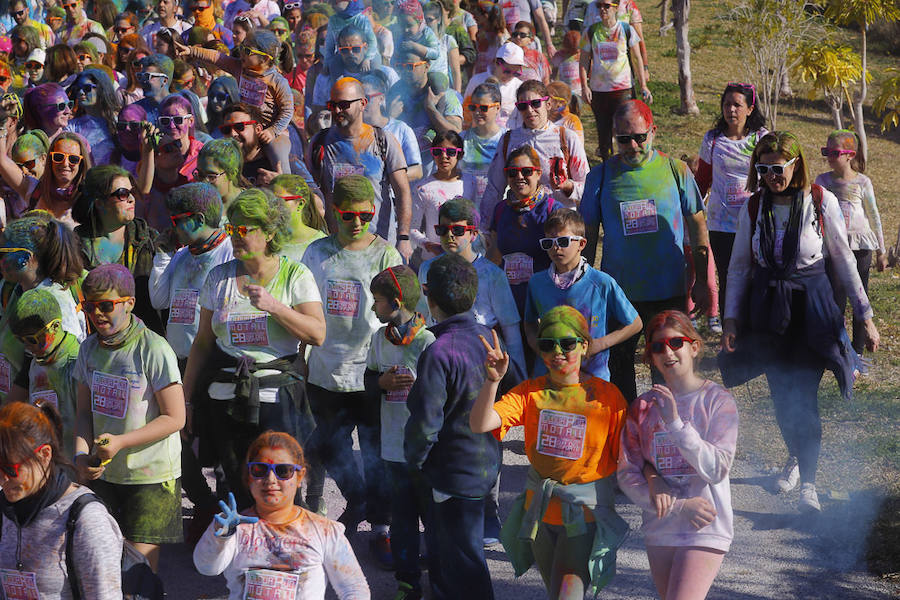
[386,461,430,588]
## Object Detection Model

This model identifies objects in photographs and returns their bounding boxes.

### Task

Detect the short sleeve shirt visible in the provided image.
[461,129,505,209]
[303,236,403,392]
[384,118,422,168]
[501,0,540,30]
[699,129,766,233]
[74,326,182,485]
[580,20,639,92]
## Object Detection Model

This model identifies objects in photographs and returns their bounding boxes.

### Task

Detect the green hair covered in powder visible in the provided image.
[370,265,421,312]
[333,174,375,208]
[166,182,223,227]
[8,287,63,335]
[198,138,244,187]
[227,188,292,255]
[2,213,52,255]
[270,174,328,232]
[538,305,590,341]
[11,130,50,158]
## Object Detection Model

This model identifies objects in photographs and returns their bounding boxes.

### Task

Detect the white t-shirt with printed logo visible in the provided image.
[699,129,767,233]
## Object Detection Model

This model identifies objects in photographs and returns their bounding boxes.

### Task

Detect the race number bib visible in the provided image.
[169,289,200,325]
[653,429,696,477]
[0,570,39,600]
[385,366,412,403]
[839,201,853,229]
[331,163,365,191]
[326,279,363,317]
[91,371,130,419]
[560,60,579,83]
[503,252,534,285]
[228,313,269,346]
[30,390,59,409]
[239,75,268,108]
[725,181,748,208]
[620,199,658,235]
[0,354,9,395]
[243,569,300,600]
[502,0,522,27]
[598,42,619,61]
[536,409,587,460]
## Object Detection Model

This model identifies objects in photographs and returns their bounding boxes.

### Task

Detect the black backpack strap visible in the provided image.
[66,493,102,600]
[308,128,329,179]
[373,125,388,162]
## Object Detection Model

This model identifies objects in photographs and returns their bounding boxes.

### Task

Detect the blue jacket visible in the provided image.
[404,312,501,498]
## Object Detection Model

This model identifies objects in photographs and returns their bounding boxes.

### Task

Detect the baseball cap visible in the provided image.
[494,42,525,67]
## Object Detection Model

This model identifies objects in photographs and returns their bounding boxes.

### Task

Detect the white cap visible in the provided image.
[494,42,525,67]
[26,48,45,66]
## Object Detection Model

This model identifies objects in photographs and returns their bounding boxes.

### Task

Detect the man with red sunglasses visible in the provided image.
[309,77,413,261]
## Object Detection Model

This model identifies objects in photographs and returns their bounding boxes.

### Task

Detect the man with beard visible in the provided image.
[140,0,191,50]
[308,77,412,261]
[579,100,710,403]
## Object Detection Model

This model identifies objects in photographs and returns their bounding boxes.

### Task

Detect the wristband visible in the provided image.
[397,234,410,241]
[75,450,88,457]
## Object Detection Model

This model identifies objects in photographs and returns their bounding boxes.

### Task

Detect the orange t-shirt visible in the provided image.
[493,375,627,524]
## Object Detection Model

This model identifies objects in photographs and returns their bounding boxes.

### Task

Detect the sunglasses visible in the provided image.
[247,462,302,480]
[537,337,584,354]
[49,152,82,166]
[326,98,363,111]
[44,100,75,112]
[820,147,854,158]
[77,53,94,62]
[0,76,10,85]
[539,235,584,250]
[511,31,532,38]
[25,61,43,70]
[224,223,261,237]
[109,187,133,202]
[615,132,649,145]
[116,120,143,132]
[193,169,224,182]
[82,297,132,313]
[158,115,190,127]
[278,194,305,201]
[136,71,168,83]
[114,26,133,34]
[239,45,274,61]
[283,1,302,9]
[74,82,97,92]
[219,120,257,135]
[397,61,427,70]
[0,247,34,263]
[434,223,477,236]
[467,102,499,113]
[515,96,549,111]
[504,166,541,178]
[649,336,694,354]
[597,2,618,8]
[14,319,61,346]
[191,2,211,10]
[11,9,25,16]
[755,156,798,176]
[0,446,45,479]
[338,45,365,54]
[334,207,375,222]
[208,91,231,103]
[15,158,38,170]
[62,2,78,8]
[170,211,199,226]
[430,147,462,158]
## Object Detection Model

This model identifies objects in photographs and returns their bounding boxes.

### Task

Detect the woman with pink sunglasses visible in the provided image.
[411,130,465,264]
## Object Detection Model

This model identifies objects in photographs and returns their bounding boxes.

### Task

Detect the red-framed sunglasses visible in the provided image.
[649,336,694,354]
[0,445,48,478]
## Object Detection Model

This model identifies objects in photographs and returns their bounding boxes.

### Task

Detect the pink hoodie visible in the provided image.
[617,380,738,552]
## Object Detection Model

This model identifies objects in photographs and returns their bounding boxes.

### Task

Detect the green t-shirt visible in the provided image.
[75,325,183,485]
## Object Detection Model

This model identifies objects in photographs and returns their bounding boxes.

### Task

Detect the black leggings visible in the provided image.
[709,230,736,318]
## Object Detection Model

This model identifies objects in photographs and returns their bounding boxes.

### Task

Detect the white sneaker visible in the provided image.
[775,457,800,493]
[798,483,821,512]
[708,316,723,334]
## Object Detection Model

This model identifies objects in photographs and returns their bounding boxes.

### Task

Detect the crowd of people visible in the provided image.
[0,0,893,598]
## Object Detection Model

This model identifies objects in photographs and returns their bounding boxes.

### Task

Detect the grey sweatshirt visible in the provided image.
[0,485,124,599]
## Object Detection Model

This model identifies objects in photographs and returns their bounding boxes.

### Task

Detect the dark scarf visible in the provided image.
[385,313,426,346]
[98,315,146,349]
[0,468,71,528]
[758,187,803,275]
[189,229,228,256]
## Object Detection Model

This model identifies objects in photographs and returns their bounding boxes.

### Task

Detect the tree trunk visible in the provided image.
[827,94,843,129]
[673,0,699,115]
[659,0,672,35]
[852,24,869,165]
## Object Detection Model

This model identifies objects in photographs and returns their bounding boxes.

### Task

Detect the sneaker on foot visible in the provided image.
[775,457,800,493]
[708,316,723,334]
[798,483,821,512]
[483,514,501,547]
[392,582,422,600]
[371,531,394,570]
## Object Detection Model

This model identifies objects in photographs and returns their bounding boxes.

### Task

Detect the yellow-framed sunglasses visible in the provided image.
[14,319,61,346]
[239,45,274,61]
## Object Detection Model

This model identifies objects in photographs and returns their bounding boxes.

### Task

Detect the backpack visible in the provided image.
[0,493,165,600]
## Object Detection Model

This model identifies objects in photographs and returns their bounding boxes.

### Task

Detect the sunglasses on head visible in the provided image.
[334,207,375,222]
[504,166,540,178]
[430,147,462,158]
[247,462,302,480]
[14,319,60,346]
[725,81,757,105]
[515,96,549,111]
[219,120,257,135]
[755,156,798,176]
[649,336,693,354]
[82,297,132,313]
[537,336,583,354]
[109,187,133,202]
[467,102,499,113]
[15,158,37,170]
[820,147,854,158]
[539,235,584,250]
[50,151,82,166]
[158,115,190,127]
[44,100,74,112]
[0,446,45,479]
[338,45,365,54]
[615,132,649,145]
[326,98,363,111]
[434,223,476,236]
[224,223,260,237]
[170,211,199,226]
